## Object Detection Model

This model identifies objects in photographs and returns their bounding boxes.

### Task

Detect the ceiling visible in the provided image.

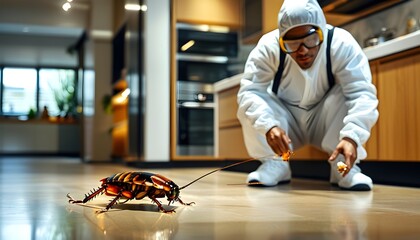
[0,23,84,37]
[0,0,92,66]
[0,0,91,37]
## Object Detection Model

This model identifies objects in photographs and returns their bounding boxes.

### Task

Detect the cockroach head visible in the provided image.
[166,183,180,203]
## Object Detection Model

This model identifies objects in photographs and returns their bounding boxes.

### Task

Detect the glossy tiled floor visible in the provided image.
[1,157,420,240]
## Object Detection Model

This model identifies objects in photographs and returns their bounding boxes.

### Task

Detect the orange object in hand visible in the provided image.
[337,162,348,174]
[281,150,293,161]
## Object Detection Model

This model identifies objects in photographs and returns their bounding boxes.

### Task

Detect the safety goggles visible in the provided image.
[279,27,324,53]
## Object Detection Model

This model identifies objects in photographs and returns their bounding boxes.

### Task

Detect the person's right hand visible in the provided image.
[265,126,291,156]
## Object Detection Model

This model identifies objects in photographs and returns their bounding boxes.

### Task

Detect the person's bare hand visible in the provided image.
[265,126,291,156]
[328,137,358,177]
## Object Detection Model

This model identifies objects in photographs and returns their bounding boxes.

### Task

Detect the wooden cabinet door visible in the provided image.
[364,62,379,160]
[243,0,284,44]
[293,146,328,160]
[377,52,420,161]
[217,85,249,159]
[175,0,242,28]
[261,0,283,33]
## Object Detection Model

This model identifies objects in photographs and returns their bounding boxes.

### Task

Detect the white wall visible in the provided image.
[82,0,114,162]
[0,34,78,66]
[143,0,170,161]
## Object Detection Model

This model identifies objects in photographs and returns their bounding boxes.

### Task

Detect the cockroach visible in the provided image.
[67,153,293,213]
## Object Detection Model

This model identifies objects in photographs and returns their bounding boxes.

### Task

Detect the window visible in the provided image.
[83,69,95,116]
[39,69,76,117]
[0,67,77,117]
[2,68,37,116]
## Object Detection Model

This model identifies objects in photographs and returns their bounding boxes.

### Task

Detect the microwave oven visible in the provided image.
[177,24,238,57]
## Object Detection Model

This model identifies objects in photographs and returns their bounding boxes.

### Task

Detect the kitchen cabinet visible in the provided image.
[170,0,242,161]
[170,1,233,161]
[174,0,242,28]
[216,84,249,159]
[242,0,284,44]
[111,80,129,158]
[364,62,379,160]
[371,47,420,161]
[0,120,80,154]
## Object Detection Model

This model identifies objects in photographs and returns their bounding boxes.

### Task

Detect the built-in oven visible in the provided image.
[178,57,230,83]
[176,23,238,157]
[177,82,215,156]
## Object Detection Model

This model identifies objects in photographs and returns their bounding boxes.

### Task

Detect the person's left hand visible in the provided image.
[328,137,358,177]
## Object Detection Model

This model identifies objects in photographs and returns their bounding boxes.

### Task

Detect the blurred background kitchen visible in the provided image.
[0,0,419,174]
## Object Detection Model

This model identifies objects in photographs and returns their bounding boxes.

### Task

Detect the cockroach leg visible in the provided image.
[101,192,123,212]
[67,193,83,204]
[177,198,195,206]
[151,197,175,213]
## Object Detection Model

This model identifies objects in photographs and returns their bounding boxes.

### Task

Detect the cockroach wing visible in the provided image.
[151,175,172,191]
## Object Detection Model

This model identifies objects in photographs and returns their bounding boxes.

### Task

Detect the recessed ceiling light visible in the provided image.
[140,5,148,11]
[125,4,140,11]
[125,4,147,11]
[63,2,71,11]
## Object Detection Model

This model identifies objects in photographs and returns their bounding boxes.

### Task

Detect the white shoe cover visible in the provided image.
[247,160,291,187]
[330,159,373,191]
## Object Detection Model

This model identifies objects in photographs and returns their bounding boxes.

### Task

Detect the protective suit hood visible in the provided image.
[278,0,327,38]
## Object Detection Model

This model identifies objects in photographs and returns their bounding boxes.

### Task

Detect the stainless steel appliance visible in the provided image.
[176,23,238,157]
[177,81,214,156]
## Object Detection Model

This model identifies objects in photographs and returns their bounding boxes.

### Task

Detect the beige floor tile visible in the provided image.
[1,157,419,239]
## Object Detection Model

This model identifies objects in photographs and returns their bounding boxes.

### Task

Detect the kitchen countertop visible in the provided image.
[363,30,420,60]
[215,30,420,93]
[214,72,243,93]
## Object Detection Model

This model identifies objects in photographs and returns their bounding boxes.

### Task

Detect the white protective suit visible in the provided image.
[237,0,379,161]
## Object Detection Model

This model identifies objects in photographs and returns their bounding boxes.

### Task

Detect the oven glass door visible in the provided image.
[177,29,238,57]
[177,106,214,156]
[178,60,230,84]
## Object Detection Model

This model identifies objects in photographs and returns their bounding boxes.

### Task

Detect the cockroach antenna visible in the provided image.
[179,157,259,190]
[179,151,293,190]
